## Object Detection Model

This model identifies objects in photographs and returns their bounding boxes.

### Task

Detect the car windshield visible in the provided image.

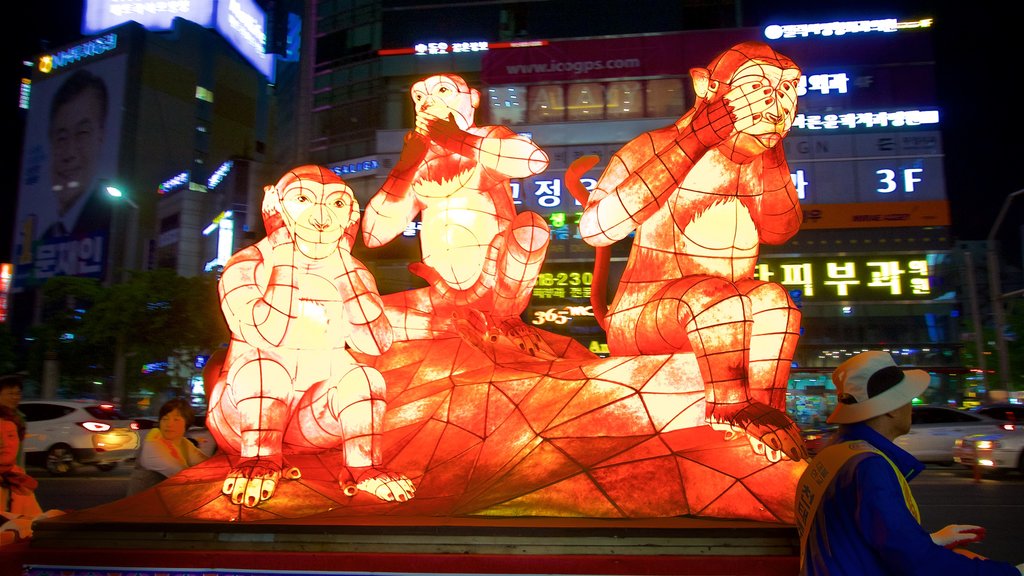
[85,404,127,420]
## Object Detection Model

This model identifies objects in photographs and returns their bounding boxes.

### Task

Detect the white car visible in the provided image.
[893,405,1005,464]
[20,399,140,476]
[953,424,1023,475]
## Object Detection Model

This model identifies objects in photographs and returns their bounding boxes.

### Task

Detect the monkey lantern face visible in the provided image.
[279,179,357,247]
[721,60,801,153]
[411,75,477,130]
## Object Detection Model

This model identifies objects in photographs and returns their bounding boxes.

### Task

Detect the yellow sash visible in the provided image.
[796,440,920,568]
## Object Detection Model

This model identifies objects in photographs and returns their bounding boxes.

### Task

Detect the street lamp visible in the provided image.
[104,185,141,280]
[104,184,141,406]
[986,187,1024,399]
[105,185,138,208]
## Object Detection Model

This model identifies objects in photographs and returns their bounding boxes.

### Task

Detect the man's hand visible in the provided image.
[930,524,986,548]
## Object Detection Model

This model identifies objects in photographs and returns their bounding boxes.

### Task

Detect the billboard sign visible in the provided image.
[84,0,215,33]
[12,54,128,288]
[754,252,950,302]
[214,0,275,81]
[83,0,275,81]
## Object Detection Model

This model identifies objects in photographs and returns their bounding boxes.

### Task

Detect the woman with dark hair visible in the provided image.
[0,376,26,468]
[126,398,210,496]
[1,405,62,544]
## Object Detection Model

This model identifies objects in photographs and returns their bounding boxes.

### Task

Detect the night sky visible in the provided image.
[5,1,1021,266]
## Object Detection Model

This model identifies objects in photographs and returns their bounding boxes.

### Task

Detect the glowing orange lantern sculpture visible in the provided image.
[206,165,415,507]
[571,40,807,463]
[173,47,808,524]
[362,73,558,358]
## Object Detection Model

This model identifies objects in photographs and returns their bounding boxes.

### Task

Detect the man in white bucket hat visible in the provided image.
[796,351,1023,575]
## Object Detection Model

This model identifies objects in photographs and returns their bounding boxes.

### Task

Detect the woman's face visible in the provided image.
[0,419,19,466]
[159,408,188,442]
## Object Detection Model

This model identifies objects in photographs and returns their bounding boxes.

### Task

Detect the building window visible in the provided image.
[606,80,643,119]
[646,78,686,118]
[567,83,604,121]
[492,78,687,124]
[159,213,180,233]
[527,85,564,123]
[195,86,214,103]
[488,86,526,125]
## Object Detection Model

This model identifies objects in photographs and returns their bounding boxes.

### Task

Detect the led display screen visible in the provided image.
[83,0,216,33]
[82,0,275,81]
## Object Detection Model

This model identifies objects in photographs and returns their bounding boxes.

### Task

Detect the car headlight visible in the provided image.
[975,440,1000,450]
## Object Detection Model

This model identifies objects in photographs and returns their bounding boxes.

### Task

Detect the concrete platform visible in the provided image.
[11,513,799,575]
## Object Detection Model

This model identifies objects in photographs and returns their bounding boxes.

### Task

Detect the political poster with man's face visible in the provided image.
[12,53,127,289]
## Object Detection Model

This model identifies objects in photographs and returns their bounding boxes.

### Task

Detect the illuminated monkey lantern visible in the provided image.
[571,41,807,463]
[362,74,555,357]
[206,165,415,507]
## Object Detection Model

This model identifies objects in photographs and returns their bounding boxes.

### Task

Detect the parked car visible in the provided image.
[969,402,1024,423]
[953,423,1023,475]
[894,405,1004,465]
[20,400,140,476]
[130,413,217,458]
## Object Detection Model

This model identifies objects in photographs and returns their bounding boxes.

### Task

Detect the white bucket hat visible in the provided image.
[827,351,931,424]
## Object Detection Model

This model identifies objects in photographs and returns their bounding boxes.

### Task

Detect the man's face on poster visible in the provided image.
[49,86,105,214]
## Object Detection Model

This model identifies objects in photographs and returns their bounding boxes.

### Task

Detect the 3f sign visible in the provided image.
[876,168,923,194]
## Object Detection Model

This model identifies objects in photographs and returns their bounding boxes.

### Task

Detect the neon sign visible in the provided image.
[524,262,607,354]
[329,159,379,176]
[141,361,169,375]
[798,73,849,96]
[207,161,234,190]
[793,110,939,130]
[378,39,547,56]
[754,254,943,300]
[203,211,234,272]
[0,263,11,323]
[763,18,933,40]
[38,34,118,73]
[416,41,489,55]
[159,171,190,194]
[19,79,30,110]
[530,305,594,326]
[532,270,593,300]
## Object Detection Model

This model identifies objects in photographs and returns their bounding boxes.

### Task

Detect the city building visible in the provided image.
[9,2,285,401]
[10,5,280,332]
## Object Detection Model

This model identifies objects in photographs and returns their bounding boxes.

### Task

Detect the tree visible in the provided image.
[30,276,105,398]
[79,269,229,404]
[28,270,229,404]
